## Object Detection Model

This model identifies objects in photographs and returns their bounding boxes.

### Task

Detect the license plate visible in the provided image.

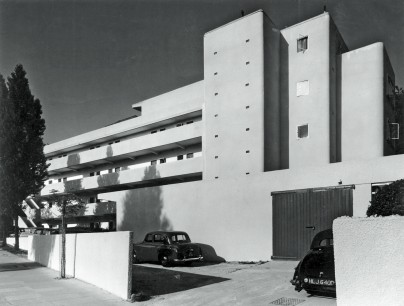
[307,278,335,286]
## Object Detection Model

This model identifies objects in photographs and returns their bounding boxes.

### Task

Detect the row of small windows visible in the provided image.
[48,152,199,184]
[151,153,194,165]
[150,121,194,134]
[48,120,197,161]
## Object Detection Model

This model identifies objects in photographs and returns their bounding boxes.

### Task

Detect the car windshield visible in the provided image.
[169,233,191,244]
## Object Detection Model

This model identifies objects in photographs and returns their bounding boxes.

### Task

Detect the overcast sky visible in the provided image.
[1,0,403,144]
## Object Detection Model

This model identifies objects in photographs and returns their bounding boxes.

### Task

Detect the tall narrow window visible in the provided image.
[297,124,309,139]
[297,36,308,52]
[389,123,399,140]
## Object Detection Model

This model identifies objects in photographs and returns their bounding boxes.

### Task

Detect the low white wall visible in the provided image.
[6,236,29,251]
[333,216,404,306]
[74,232,133,300]
[27,232,132,300]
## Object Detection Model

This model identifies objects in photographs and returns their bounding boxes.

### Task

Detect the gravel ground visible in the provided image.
[132,261,337,306]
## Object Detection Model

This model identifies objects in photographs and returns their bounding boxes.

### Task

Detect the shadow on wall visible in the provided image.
[197,243,225,263]
[119,166,172,242]
[30,235,56,269]
[67,153,80,167]
[132,265,229,297]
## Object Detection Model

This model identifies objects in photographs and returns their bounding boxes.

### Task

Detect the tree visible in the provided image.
[0,74,14,246]
[48,190,85,278]
[367,179,404,217]
[0,64,48,249]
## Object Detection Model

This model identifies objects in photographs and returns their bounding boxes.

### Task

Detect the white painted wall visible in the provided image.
[27,232,133,300]
[6,236,29,251]
[102,154,404,262]
[203,10,266,179]
[281,13,332,168]
[341,43,385,161]
[333,216,404,306]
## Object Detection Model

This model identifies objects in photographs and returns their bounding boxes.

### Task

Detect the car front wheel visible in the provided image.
[159,254,171,267]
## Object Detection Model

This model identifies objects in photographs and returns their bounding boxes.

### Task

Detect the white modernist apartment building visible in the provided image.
[35,10,403,261]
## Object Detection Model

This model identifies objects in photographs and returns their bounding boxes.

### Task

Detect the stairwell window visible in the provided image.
[297,80,309,96]
[297,124,309,139]
[297,36,308,52]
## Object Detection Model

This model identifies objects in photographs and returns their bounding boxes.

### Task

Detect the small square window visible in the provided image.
[297,124,309,139]
[108,142,113,145]
[215,176,219,179]
[214,114,218,117]
[151,130,157,134]
[297,36,308,52]
[49,180,53,184]
[115,167,121,172]
[160,158,166,164]
[187,153,194,159]
[215,135,218,138]
[246,106,250,109]
[63,177,67,182]
[214,92,218,96]
[246,39,250,43]
[108,169,113,173]
[246,61,250,65]
[245,83,249,86]
[186,121,193,124]
[90,172,94,177]
[115,140,120,143]
[160,128,166,132]
[297,80,309,96]
[246,128,250,131]
[214,72,218,75]
[215,156,218,159]
[177,155,183,161]
[151,160,157,165]
[176,123,183,127]
[58,178,62,183]
[96,171,100,175]
[214,51,217,55]
[246,150,250,154]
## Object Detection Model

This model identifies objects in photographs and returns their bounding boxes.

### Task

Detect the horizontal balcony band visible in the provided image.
[41,157,203,196]
[45,109,202,156]
[48,122,202,174]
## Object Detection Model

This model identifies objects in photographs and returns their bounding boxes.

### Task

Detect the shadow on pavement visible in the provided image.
[132,265,230,296]
[0,262,42,272]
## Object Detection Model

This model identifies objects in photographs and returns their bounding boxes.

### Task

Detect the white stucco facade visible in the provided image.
[36,10,403,261]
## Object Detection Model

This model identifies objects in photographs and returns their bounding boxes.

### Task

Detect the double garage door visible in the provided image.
[272,186,353,260]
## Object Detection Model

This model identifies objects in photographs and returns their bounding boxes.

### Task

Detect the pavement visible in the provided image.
[0,246,337,306]
[0,247,129,306]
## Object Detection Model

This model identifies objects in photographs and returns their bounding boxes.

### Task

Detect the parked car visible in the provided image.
[133,231,203,267]
[291,229,336,297]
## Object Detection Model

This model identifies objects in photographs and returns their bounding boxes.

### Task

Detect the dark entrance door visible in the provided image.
[271,186,353,260]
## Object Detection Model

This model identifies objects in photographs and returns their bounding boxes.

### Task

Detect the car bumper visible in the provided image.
[173,256,204,263]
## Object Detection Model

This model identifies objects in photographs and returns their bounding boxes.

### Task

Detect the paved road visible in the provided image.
[0,248,128,306]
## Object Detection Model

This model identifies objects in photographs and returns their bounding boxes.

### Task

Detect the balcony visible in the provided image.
[41,156,202,196]
[48,122,202,175]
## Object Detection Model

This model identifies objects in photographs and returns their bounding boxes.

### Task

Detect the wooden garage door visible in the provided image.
[271,186,353,260]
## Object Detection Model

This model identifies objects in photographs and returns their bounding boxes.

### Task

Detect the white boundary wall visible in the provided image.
[6,236,29,251]
[27,232,133,300]
[333,216,404,306]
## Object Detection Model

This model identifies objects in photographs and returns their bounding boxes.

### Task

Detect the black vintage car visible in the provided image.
[133,231,203,267]
[291,229,336,297]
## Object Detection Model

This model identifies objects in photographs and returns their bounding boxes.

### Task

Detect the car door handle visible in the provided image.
[306,226,315,230]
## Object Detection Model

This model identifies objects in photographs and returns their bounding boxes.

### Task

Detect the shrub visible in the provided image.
[366,179,404,217]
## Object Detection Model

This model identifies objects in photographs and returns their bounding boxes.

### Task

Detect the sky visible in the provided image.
[1,0,403,144]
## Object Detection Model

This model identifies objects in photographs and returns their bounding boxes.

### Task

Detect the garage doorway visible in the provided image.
[271,185,354,260]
